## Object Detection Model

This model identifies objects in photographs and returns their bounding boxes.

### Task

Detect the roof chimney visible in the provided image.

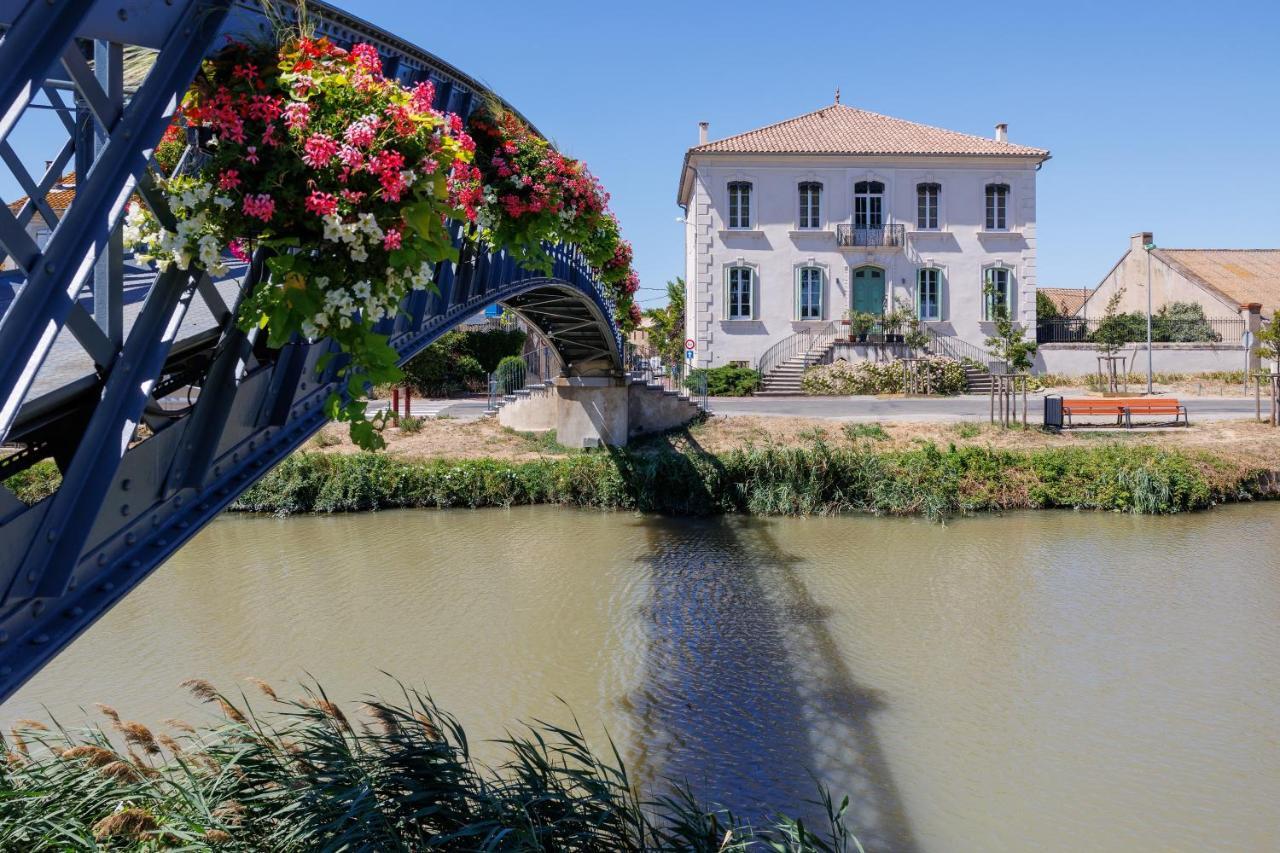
[994,123,1008,143]
[1132,231,1155,252]
[698,121,709,145]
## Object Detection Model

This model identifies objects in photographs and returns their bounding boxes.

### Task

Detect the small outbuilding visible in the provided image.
[1079,231,1280,323]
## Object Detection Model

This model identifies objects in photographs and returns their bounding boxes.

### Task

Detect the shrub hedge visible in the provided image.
[801,357,966,396]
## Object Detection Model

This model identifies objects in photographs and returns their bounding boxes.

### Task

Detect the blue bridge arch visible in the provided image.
[0,0,624,701]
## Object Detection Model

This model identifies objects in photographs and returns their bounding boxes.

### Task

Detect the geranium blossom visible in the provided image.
[304,191,339,216]
[303,133,339,168]
[242,193,275,221]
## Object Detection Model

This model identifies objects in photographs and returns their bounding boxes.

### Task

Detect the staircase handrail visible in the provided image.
[926,328,998,367]
[756,321,838,386]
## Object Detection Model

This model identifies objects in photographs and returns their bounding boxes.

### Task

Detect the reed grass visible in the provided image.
[229,439,1261,520]
[0,679,859,851]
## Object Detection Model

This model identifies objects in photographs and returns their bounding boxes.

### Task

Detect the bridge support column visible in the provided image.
[553,376,629,447]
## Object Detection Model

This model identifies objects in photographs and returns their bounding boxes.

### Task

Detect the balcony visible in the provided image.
[836,222,905,250]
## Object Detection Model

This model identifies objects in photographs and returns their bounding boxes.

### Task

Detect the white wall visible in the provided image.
[683,153,1040,368]
[1037,343,1251,376]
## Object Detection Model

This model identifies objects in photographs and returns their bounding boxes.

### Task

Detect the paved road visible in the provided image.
[707,394,1261,423]
[370,397,490,421]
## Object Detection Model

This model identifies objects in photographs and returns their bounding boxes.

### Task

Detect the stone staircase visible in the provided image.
[962,363,996,394]
[757,345,832,395]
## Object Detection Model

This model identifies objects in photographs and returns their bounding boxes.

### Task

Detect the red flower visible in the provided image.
[383,226,403,250]
[217,169,240,190]
[303,133,339,168]
[350,43,383,77]
[242,193,275,222]
[304,191,339,217]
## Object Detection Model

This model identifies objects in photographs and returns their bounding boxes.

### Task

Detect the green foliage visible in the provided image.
[843,423,888,441]
[688,365,759,397]
[1,459,61,505]
[845,311,877,339]
[802,358,967,396]
[644,278,687,364]
[397,415,425,434]
[494,354,527,394]
[1254,318,1280,362]
[232,440,1242,520]
[401,330,508,396]
[1088,301,1224,347]
[983,282,1037,372]
[951,422,982,439]
[462,328,527,372]
[1036,290,1061,320]
[0,679,859,851]
[1091,288,1131,357]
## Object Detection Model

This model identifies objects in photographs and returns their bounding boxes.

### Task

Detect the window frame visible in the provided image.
[795,265,824,321]
[853,180,885,229]
[727,181,753,230]
[725,265,755,320]
[982,265,1014,321]
[984,183,1010,231]
[916,267,943,322]
[797,181,823,230]
[916,182,941,230]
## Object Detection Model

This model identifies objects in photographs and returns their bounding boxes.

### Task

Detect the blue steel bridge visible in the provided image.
[0,0,626,702]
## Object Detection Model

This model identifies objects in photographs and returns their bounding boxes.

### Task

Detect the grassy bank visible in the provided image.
[230,438,1271,519]
[1,679,856,851]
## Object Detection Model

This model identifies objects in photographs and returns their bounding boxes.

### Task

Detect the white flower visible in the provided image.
[312,311,329,329]
[353,280,372,300]
[349,244,368,263]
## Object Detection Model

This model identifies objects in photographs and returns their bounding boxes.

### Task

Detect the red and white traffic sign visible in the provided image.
[684,338,696,350]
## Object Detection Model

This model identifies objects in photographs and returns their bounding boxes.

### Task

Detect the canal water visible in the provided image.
[6,505,1279,851]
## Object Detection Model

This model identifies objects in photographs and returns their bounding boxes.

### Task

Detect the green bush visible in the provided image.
[801,357,966,396]
[1,459,61,505]
[402,329,524,396]
[1089,302,1223,345]
[688,365,759,396]
[494,354,526,394]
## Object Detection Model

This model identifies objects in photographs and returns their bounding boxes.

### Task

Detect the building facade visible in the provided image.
[676,103,1049,368]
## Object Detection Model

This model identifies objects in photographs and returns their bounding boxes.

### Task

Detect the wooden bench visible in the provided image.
[1061,398,1188,428]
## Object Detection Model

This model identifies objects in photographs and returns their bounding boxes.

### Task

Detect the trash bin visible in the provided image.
[1043,395,1063,431]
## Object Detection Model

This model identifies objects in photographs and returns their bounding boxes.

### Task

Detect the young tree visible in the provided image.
[1091,288,1131,357]
[644,277,686,364]
[1035,290,1061,320]
[983,285,1037,372]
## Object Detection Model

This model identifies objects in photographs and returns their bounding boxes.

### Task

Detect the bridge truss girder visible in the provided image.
[0,0,623,702]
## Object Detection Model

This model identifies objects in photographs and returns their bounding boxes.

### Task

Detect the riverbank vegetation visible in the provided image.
[228,431,1271,519]
[0,679,857,851]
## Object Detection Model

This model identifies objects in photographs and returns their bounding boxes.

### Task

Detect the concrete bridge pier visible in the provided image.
[497,375,703,447]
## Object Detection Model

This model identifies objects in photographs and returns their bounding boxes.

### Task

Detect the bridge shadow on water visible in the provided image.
[608,434,918,851]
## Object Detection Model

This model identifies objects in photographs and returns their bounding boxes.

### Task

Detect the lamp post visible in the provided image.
[1144,241,1156,394]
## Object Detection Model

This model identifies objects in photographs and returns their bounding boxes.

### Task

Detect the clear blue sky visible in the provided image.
[335,0,1274,307]
[9,0,1275,308]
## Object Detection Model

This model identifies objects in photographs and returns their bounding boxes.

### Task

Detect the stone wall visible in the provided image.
[1036,343,1251,376]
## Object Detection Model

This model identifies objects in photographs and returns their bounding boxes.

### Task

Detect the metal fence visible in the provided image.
[625,343,709,410]
[485,345,559,411]
[1037,314,1246,344]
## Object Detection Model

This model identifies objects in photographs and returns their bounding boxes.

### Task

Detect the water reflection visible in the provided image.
[630,517,916,849]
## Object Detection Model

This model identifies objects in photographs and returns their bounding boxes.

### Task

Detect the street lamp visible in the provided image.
[1144,241,1156,394]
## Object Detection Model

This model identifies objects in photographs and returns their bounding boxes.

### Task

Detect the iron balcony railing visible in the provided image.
[836,223,906,248]
[625,342,710,410]
[1036,315,1246,345]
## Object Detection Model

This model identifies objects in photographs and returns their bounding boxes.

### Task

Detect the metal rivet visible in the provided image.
[71,606,83,617]
[44,262,54,273]
[117,7,126,20]
[121,478,131,491]
[214,465,221,476]
[103,581,115,591]
[121,504,130,516]
[46,529,57,541]
[174,495,183,507]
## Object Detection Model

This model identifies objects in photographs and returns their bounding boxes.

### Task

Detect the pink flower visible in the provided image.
[340,189,366,204]
[302,133,339,168]
[232,63,258,82]
[242,193,275,222]
[368,149,405,176]
[350,43,383,77]
[304,191,339,216]
[245,146,260,165]
[448,113,463,135]
[343,115,380,149]
[337,144,364,170]
[378,170,407,202]
[410,80,435,113]
[383,226,402,250]
[283,101,311,131]
[218,169,240,190]
[228,239,250,263]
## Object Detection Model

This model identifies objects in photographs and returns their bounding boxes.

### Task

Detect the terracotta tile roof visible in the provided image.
[1039,287,1092,316]
[7,172,76,217]
[689,104,1049,159]
[1155,249,1280,315]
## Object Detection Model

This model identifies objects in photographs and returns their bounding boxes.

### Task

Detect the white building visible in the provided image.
[676,101,1050,370]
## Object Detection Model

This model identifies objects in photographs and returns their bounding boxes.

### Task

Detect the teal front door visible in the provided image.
[852,266,885,316]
